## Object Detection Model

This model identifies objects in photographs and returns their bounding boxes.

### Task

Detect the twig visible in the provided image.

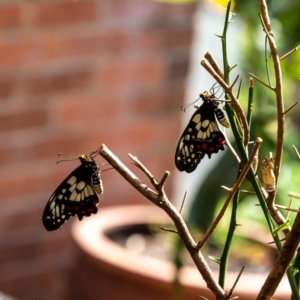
[227,264,246,298]
[236,79,242,99]
[258,0,285,200]
[258,1,287,238]
[274,204,300,214]
[98,144,227,299]
[204,51,224,78]
[280,45,300,61]
[195,137,262,251]
[257,211,300,299]
[179,191,188,214]
[221,185,231,192]
[160,227,178,234]
[283,102,298,115]
[223,134,241,163]
[292,145,300,161]
[129,153,170,193]
[288,191,300,199]
[249,72,273,90]
[229,75,240,90]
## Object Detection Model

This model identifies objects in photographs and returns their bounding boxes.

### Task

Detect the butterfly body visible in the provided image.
[175,92,229,173]
[43,154,102,231]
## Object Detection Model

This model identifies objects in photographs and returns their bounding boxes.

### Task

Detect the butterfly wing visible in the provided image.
[175,100,226,173]
[43,163,99,231]
[193,101,225,159]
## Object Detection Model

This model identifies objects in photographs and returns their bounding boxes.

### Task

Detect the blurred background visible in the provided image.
[0,0,300,299]
[0,0,196,299]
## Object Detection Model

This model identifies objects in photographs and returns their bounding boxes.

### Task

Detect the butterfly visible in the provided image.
[42,150,103,231]
[175,91,230,173]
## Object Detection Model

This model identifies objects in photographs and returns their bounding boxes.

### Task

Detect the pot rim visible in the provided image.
[71,204,291,298]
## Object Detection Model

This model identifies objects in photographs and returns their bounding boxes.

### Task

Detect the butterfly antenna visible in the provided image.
[57,153,78,164]
[181,96,201,112]
[89,146,102,158]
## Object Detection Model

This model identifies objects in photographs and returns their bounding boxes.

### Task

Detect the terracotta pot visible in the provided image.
[68,205,291,300]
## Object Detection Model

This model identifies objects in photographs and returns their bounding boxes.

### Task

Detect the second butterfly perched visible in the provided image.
[175,91,230,173]
[43,150,103,231]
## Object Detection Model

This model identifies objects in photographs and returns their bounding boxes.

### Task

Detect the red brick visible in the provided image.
[107,0,162,20]
[0,40,33,66]
[166,52,190,81]
[0,2,195,300]
[1,261,68,300]
[0,4,21,29]
[34,0,98,26]
[129,84,185,115]
[61,30,127,57]
[53,91,119,125]
[0,78,14,98]
[25,69,92,95]
[98,56,166,89]
[0,228,72,264]
[0,109,47,132]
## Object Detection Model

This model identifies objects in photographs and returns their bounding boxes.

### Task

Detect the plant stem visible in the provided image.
[257,212,300,300]
[98,144,227,299]
[218,1,242,287]
[219,183,240,287]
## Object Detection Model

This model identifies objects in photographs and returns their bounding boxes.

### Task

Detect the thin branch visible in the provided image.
[283,102,298,115]
[257,211,300,299]
[221,185,231,192]
[259,0,285,204]
[274,204,300,214]
[223,134,241,163]
[98,144,227,299]
[288,191,300,199]
[227,264,246,299]
[195,137,263,251]
[229,74,240,90]
[160,227,178,234]
[249,72,274,90]
[236,79,242,99]
[204,51,224,78]
[280,45,300,61]
[179,191,188,214]
[129,153,159,188]
[292,145,300,161]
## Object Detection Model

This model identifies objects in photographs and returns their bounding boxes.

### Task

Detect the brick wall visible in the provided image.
[0,1,196,299]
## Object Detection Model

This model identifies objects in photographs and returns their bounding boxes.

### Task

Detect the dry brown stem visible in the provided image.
[257,212,300,299]
[195,137,263,251]
[98,144,227,299]
[257,0,288,233]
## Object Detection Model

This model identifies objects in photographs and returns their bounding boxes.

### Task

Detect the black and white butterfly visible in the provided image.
[175,91,230,173]
[43,150,103,231]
